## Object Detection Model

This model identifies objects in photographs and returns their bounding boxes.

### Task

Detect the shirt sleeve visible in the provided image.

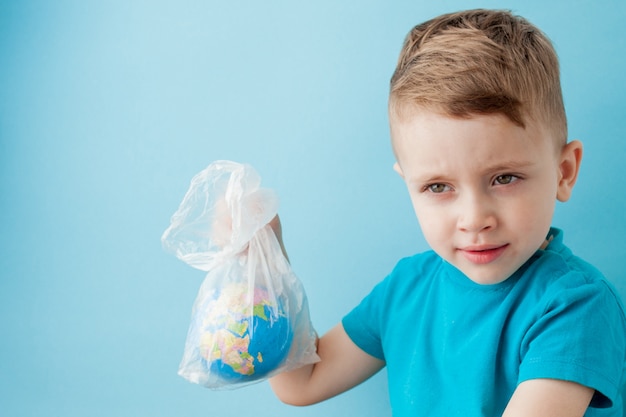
[518,273,626,408]
[342,277,390,361]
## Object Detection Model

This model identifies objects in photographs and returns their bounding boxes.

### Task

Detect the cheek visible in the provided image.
[412,202,448,239]
[504,192,556,238]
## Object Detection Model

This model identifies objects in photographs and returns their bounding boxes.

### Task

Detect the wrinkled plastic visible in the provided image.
[162,160,319,389]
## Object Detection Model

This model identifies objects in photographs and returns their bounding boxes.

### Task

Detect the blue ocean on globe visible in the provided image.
[197,284,293,381]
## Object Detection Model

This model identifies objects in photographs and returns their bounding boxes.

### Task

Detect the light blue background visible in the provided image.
[1,0,625,416]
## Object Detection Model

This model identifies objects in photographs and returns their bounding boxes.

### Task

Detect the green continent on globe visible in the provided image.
[198,283,293,380]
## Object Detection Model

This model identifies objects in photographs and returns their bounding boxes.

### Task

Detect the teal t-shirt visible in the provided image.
[342,229,626,416]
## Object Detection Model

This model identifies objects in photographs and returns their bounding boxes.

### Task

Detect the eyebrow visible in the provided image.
[479,160,536,175]
[406,159,537,186]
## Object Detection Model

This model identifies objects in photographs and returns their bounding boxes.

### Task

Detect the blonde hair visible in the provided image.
[389,9,567,144]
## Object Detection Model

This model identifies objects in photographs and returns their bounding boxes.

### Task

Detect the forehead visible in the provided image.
[390,110,555,176]
[390,106,552,147]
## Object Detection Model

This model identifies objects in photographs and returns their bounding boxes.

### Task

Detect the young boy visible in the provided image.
[270,9,626,416]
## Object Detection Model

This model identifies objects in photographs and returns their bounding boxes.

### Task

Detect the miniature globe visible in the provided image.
[197,283,292,381]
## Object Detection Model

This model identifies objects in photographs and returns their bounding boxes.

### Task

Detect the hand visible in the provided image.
[211,198,232,248]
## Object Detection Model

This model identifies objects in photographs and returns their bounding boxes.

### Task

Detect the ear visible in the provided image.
[556,140,583,202]
[393,162,405,178]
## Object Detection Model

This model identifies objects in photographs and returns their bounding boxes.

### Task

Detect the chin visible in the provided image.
[468,274,510,285]
[460,265,517,285]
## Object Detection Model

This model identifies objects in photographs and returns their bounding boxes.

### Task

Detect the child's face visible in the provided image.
[391,110,579,285]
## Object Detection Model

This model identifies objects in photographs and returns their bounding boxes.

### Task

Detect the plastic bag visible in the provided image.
[162,160,319,389]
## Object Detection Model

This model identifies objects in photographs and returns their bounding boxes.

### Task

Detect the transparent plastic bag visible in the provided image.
[162,160,319,389]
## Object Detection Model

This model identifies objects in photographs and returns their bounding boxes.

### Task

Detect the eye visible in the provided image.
[494,174,518,185]
[426,183,450,193]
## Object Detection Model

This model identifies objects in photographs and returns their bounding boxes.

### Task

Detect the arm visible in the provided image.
[270,323,385,406]
[502,379,594,417]
[268,215,385,405]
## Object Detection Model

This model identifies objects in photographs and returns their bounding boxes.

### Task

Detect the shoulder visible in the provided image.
[528,235,625,316]
[524,246,626,332]
[377,250,444,297]
[390,250,443,282]
[341,250,443,360]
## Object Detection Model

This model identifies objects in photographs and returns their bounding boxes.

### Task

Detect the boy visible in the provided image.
[270,9,626,416]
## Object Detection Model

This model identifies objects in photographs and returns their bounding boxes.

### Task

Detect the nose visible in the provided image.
[456,192,497,233]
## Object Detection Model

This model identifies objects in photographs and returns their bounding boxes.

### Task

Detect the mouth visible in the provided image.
[459,244,509,265]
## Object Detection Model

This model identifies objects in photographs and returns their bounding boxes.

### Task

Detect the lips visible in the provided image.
[459,244,509,264]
